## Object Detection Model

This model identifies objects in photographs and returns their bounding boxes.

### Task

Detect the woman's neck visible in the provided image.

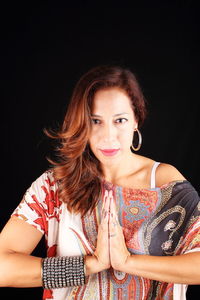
[101,153,141,184]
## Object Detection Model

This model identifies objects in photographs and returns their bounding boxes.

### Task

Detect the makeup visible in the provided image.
[100,149,119,156]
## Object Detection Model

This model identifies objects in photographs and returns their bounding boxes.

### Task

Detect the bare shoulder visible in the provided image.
[156,163,186,187]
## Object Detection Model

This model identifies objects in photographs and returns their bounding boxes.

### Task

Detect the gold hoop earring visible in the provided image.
[130,128,142,151]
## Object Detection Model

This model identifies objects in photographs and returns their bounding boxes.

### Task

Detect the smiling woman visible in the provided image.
[0,65,199,300]
[43,65,148,215]
[89,89,135,149]
[88,87,141,178]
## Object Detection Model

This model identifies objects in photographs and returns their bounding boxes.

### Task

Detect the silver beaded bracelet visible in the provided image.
[42,256,86,289]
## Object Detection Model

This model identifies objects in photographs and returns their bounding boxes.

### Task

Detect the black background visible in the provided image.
[1,1,200,299]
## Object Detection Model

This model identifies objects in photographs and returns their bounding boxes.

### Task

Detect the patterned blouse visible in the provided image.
[12,168,200,300]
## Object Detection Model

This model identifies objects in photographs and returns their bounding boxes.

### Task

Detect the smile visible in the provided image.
[100,149,120,156]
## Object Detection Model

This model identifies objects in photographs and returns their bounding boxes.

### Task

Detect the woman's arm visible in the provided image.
[115,252,200,285]
[108,189,200,285]
[0,195,111,288]
[0,216,43,287]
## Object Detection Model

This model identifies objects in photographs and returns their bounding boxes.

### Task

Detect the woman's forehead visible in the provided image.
[91,88,133,113]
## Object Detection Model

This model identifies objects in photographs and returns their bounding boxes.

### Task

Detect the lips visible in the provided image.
[100,149,120,156]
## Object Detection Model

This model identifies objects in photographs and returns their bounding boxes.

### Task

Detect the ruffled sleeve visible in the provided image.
[11,169,61,235]
[146,180,200,256]
[176,201,200,255]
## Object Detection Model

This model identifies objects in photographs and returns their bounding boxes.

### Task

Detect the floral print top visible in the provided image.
[12,168,200,300]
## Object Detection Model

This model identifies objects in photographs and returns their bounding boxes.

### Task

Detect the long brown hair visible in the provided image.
[44,65,147,216]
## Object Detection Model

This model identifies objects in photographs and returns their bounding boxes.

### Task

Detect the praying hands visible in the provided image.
[93,190,131,272]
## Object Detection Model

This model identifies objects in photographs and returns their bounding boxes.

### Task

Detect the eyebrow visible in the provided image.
[91,113,129,117]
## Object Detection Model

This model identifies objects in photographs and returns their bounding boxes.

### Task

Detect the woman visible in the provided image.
[0,65,199,300]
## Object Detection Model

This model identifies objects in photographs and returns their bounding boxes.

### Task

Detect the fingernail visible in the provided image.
[109,190,113,196]
[105,190,108,197]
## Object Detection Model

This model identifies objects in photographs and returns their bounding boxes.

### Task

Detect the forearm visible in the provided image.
[0,252,42,287]
[118,252,200,284]
[0,252,106,288]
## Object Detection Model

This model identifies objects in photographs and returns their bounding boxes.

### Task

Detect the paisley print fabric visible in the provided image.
[11,169,200,299]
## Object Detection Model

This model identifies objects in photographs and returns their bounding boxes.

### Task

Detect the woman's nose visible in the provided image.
[102,125,117,142]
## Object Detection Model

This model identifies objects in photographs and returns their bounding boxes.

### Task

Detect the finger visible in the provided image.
[101,189,108,214]
[109,194,119,238]
[101,190,110,226]
[109,191,118,222]
[103,190,110,219]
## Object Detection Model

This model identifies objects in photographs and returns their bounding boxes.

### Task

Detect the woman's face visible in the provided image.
[88,87,137,164]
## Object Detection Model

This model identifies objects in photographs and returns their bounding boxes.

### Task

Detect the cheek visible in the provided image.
[89,127,101,142]
[88,135,97,150]
[121,132,134,149]
[121,134,133,146]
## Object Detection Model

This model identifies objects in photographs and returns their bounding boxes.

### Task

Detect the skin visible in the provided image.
[0,87,199,288]
[88,87,137,183]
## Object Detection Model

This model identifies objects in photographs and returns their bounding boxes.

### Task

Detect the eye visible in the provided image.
[115,118,128,123]
[91,119,101,124]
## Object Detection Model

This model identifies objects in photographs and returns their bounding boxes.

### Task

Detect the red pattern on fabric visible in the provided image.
[98,272,103,300]
[110,268,129,285]
[123,217,144,250]
[121,190,158,252]
[122,189,158,212]
[45,177,56,187]
[47,244,57,257]
[175,219,200,255]
[33,217,48,233]
[117,288,122,300]
[43,289,53,300]
[81,213,97,252]
[41,185,62,221]
[29,196,48,233]
[155,282,173,300]
[128,277,136,298]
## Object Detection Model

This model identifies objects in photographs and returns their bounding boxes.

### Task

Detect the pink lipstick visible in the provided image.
[100,149,120,156]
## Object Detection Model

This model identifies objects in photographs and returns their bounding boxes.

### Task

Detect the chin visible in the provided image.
[101,152,121,162]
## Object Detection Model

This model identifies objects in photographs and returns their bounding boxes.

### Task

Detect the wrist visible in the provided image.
[85,255,98,276]
[122,253,132,272]
[112,253,132,272]
[85,255,109,276]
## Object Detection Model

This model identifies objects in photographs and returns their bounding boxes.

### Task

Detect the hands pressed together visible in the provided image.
[86,189,200,285]
[93,190,131,272]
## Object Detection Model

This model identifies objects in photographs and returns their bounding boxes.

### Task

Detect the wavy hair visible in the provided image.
[44,65,147,216]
